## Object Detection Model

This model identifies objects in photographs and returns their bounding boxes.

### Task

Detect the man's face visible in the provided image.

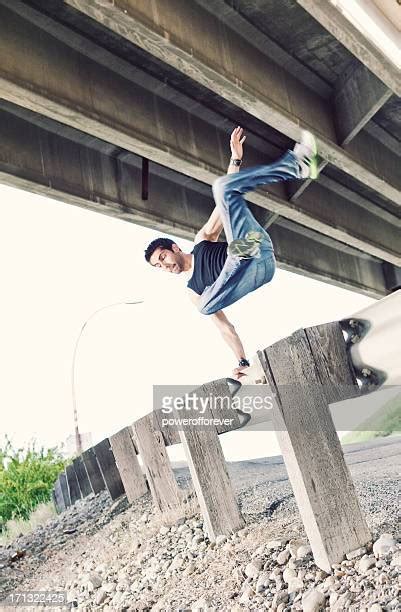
[149,244,184,273]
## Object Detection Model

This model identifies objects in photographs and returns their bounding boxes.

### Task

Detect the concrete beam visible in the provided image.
[0,8,399,266]
[0,105,388,298]
[334,61,392,146]
[290,60,392,200]
[296,0,401,97]
[63,0,401,207]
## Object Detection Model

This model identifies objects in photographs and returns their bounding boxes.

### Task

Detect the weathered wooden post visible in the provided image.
[52,478,66,513]
[257,322,371,572]
[59,472,71,508]
[73,456,93,498]
[65,464,82,505]
[110,426,148,503]
[172,378,245,540]
[93,438,125,500]
[131,414,183,513]
[82,447,106,494]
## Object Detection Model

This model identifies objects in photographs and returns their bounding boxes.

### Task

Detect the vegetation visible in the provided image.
[0,501,57,546]
[341,392,401,445]
[0,436,67,533]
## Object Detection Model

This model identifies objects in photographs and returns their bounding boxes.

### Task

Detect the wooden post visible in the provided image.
[82,447,106,494]
[59,472,71,508]
[110,426,148,503]
[93,438,125,500]
[73,456,93,497]
[174,379,244,540]
[131,414,183,513]
[304,321,360,403]
[258,326,371,572]
[65,464,82,505]
[52,478,66,513]
[52,489,61,514]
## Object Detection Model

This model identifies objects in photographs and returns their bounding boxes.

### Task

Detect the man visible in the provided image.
[145,127,318,379]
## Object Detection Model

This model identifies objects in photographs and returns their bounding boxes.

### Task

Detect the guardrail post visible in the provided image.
[258,325,371,572]
[93,438,125,500]
[110,426,148,503]
[65,464,82,505]
[132,414,183,513]
[82,447,106,494]
[174,378,244,540]
[59,472,71,508]
[73,456,93,497]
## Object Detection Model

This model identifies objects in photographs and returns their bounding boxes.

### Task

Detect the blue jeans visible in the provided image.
[197,150,301,315]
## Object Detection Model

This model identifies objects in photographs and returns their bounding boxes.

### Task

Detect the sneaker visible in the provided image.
[293,130,319,180]
[228,230,264,259]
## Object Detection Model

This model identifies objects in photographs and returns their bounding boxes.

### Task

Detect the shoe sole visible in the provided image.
[301,130,319,180]
[228,231,264,259]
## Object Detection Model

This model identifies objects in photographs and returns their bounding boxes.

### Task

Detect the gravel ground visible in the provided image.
[0,436,399,611]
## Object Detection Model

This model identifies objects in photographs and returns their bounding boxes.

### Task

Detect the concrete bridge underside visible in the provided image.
[0,0,400,297]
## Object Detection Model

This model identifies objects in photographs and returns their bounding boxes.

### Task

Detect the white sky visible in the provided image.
[0,184,375,462]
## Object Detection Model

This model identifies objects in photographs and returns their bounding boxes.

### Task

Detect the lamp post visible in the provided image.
[71,300,144,455]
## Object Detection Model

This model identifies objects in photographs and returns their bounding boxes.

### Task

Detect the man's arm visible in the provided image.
[210,310,248,362]
[187,289,247,363]
[194,126,245,245]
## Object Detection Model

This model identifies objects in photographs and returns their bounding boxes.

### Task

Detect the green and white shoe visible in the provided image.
[228,230,264,259]
[293,130,319,180]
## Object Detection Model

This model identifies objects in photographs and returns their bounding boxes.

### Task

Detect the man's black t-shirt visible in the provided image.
[187,240,228,295]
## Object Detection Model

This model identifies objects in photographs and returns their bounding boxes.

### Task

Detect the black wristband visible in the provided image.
[230,158,243,166]
[238,358,250,367]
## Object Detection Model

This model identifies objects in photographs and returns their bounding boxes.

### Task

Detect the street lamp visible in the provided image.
[71,300,144,455]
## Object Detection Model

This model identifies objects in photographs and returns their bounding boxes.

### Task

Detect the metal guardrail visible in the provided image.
[341,289,401,390]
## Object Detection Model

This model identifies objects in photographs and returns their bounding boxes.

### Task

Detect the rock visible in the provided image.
[288,577,304,593]
[346,546,366,560]
[277,549,291,565]
[331,593,353,611]
[159,526,169,535]
[373,534,397,558]
[283,568,297,583]
[296,544,312,559]
[245,559,263,578]
[240,584,253,603]
[288,538,307,558]
[255,571,270,592]
[85,572,102,591]
[102,582,116,593]
[368,605,382,612]
[272,590,288,608]
[356,556,376,573]
[170,555,184,571]
[95,589,107,605]
[302,588,326,612]
[390,551,401,566]
[266,539,285,550]
[215,535,227,546]
[183,561,196,576]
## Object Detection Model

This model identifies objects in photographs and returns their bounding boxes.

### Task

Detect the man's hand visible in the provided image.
[230,126,246,160]
[232,364,249,381]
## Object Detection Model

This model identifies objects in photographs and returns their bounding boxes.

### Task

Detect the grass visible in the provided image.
[0,436,67,534]
[0,501,57,546]
[341,391,401,445]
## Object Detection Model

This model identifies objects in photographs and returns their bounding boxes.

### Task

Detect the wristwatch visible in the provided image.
[238,358,250,367]
[230,158,243,166]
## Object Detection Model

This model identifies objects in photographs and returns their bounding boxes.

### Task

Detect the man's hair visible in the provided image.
[144,237,176,263]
